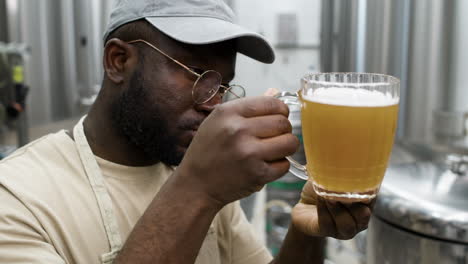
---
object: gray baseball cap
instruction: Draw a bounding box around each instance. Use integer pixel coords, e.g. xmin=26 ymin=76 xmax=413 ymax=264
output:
xmin=104 ymin=0 xmax=275 ymax=63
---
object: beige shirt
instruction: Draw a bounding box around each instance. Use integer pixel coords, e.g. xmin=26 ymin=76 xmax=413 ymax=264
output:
xmin=0 ymin=130 xmax=272 ymax=264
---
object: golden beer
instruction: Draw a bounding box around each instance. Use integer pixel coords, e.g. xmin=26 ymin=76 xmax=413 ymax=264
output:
xmin=300 ymin=89 xmax=399 ymax=194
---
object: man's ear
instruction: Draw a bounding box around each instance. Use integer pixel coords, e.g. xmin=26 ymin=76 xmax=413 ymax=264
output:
xmin=103 ymin=38 xmax=138 ymax=84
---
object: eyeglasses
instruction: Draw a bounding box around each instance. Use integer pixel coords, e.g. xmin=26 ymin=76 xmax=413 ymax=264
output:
xmin=127 ymin=39 xmax=245 ymax=104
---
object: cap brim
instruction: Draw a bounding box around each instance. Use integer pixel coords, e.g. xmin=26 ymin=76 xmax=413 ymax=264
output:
xmin=145 ymin=17 xmax=275 ymax=64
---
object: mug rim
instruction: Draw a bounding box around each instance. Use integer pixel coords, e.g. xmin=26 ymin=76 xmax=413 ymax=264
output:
xmin=301 ymin=72 xmax=400 ymax=86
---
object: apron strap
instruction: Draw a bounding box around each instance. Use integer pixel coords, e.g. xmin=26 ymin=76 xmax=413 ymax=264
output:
xmin=73 ymin=116 xmax=123 ymax=261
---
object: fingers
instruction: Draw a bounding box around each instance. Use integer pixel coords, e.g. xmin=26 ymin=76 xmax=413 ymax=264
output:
xmin=240 ymin=133 xmax=298 ymax=185
xmin=300 ymin=180 xmax=318 ymax=205
xmin=258 ymin=159 xmax=291 ymax=184
xmin=292 ymin=197 xmax=372 ymax=238
xmin=263 ymin=88 xmax=280 ymax=97
xmin=315 ymin=199 xmax=337 ymax=237
xmin=245 ymin=114 xmax=292 ymax=138
xmin=228 ymin=96 xmax=289 ymax=118
xmin=325 ymin=201 xmax=359 ymax=240
xmin=256 ymin=134 xmax=299 ymax=161
xmin=365 ymin=197 xmax=377 ymax=210
xmin=342 ymin=202 xmax=372 ymax=232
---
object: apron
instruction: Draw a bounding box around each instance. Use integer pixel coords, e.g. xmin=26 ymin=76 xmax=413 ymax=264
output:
xmin=73 ymin=116 xmax=221 ymax=264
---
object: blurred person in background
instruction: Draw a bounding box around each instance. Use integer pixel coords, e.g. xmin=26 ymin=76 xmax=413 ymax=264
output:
xmin=0 ymin=0 xmax=372 ymax=263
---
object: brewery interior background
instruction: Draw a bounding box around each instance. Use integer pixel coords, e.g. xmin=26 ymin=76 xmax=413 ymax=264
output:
xmin=0 ymin=0 xmax=467 ymax=263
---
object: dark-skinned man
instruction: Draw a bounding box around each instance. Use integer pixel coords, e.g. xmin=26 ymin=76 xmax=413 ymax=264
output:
xmin=0 ymin=0 xmax=372 ymax=263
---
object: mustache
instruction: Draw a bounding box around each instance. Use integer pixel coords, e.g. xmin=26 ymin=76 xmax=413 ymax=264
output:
xmin=178 ymin=118 xmax=204 ymax=131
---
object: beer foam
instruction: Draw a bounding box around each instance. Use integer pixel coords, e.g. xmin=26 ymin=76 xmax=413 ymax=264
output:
xmin=302 ymin=87 xmax=399 ymax=107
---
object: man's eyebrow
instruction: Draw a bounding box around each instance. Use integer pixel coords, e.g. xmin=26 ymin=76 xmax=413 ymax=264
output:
xmin=188 ymin=65 xmax=235 ymax=84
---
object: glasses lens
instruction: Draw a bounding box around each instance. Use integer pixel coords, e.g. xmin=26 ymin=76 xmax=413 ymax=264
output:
xmin=192 ymin=70 xmax=222 ymax=104
xmin=222 ymin=85 xmax=246 ymax=103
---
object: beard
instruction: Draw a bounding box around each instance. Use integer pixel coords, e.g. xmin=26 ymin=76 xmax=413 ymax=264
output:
xmin=112 ymin=69 xmax=184 ymax=166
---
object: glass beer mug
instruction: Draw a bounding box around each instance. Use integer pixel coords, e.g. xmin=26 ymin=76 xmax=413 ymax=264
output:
xmin=277 ymin=73 xmax=400 ymax=201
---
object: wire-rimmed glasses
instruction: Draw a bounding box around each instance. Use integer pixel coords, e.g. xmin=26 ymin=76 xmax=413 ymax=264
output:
xmin=126 ymin=39 xmax=245 ymax=104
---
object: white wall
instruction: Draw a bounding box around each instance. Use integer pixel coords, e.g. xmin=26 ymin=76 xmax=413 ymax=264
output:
xmin=232 ymin=0 xmax=322 ymax=97
xmin=235 ymin=0 xmax=321 ymax=46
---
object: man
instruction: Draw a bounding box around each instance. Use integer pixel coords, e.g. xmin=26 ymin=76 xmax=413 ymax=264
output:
xmin=0 ymin=0 xmax=372 ymax=263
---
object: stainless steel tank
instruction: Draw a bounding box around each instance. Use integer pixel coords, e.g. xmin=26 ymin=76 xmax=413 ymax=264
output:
xmin=368 ymin=145 xmax=468 ymax=263
xmin=3 ymin=0 xmax=116 ymax=126
xmin=320 ymin=1 xmax=468 ymax=262
xmin=0 ymin=0 xmax=8 ymax=42
xmin=321 ymin=0 xmax=467 ymax=146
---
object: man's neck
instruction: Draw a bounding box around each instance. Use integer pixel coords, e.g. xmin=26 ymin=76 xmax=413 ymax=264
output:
xmin=83 ymin=99 xmax=159 ymax=167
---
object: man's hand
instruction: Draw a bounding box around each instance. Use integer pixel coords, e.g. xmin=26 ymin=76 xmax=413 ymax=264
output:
xmin=291 ymin=181 xmax=373 ymax=240
xmin=177 ymin=96 xmax=300 ymax=208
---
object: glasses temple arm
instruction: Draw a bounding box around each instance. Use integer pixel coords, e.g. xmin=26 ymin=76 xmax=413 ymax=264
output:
xmin=127 ymin=39 xmax=201 ymax=78
xmin=224 ymin=85 xmax=243 ymax=99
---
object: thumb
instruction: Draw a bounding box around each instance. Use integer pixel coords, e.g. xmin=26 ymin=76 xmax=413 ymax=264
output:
xmin=263 ymin=88 xmax=281 ymax=97
xmin=300 ymin=180 xmax=318 ymax=205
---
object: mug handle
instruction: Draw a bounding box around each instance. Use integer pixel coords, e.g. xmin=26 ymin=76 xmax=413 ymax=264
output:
xmin=274 ymin=92 xmax=309 ymax=181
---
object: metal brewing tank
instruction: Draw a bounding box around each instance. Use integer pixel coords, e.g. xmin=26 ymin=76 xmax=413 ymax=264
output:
xmin=320 ymin=0 xmax=468 ymax=263
xmin=368 ymin=144 xmax=468 ymax=263
xmin=3 ymin=0 xmax=116 ymax=127
xmin=321 ymin=0 xmax=467 ymax=145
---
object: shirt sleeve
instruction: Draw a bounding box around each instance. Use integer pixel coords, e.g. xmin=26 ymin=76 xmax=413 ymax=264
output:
xmin=0 ymin=186 xmax=65 ymax=264
xmin=227 ymin=201 xmax=273 ymax=264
